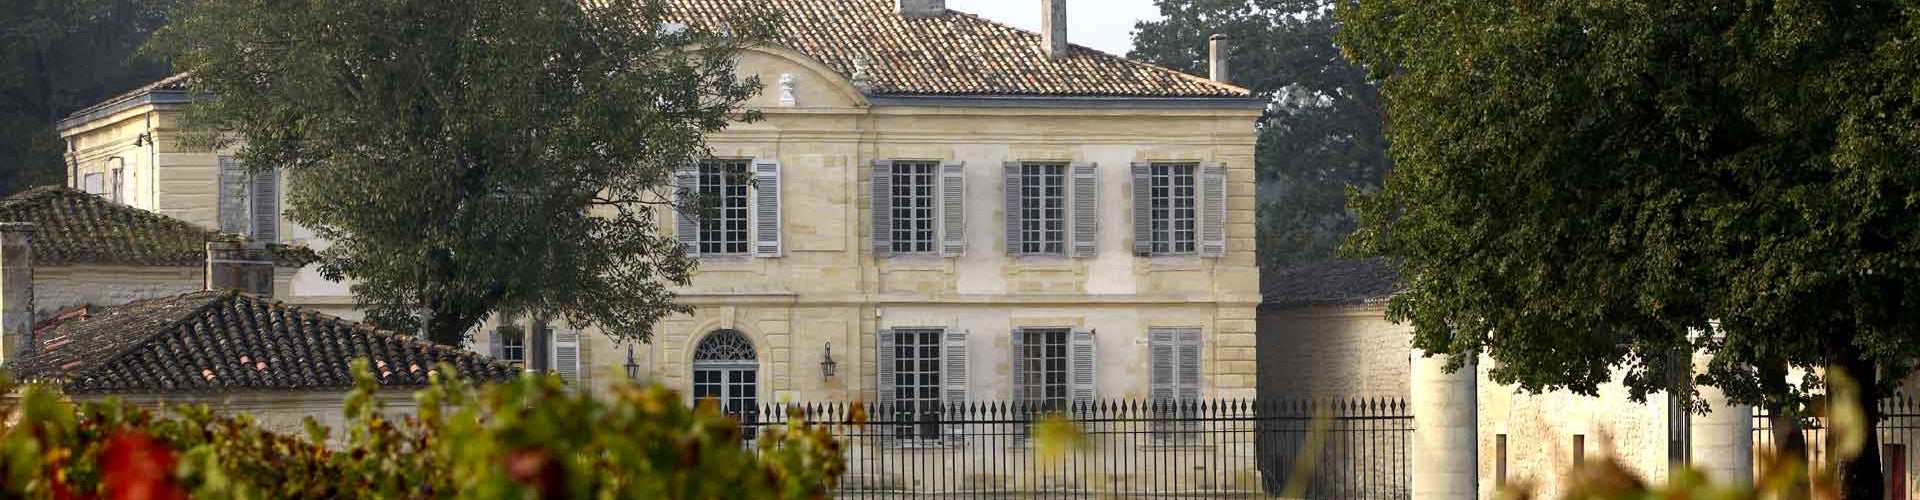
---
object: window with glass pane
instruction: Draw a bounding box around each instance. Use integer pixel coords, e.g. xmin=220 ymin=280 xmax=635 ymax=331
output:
xmin=893 ymin=329 xmax=944 ymax=440
xmin=697 ymin=160 xmax=751 ymax=254
xmin=499 ymin=329 xmax=524 ymax=364
xmin=890 ymin=161 xmax=938 ymax=253
xmin=1020 ymin=163 xmax=1067 ymax=254
xmin=1019 ymin=329 xmax=1069 ymax=411
xmin=1149 ymin=163 xmax=1198 ymax=255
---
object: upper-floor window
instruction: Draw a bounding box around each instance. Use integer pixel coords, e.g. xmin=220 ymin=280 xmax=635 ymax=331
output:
xmin=696 ymin=160 xmax=751 ymax=255
xmin=82 ymin=173 xmax=104 ymax=195
xmin=216 ymin=156 xmax=279 ymax=242
xmin=1149 ymin=163 xmax=1198 ymax=255
xmin=676 ymin=158 xmax=782 ymax=257
xmin=890 ymin=161 xmax=938 ymax=253
xmin=1002 ymin=161 xmax=1096 ymax=257
xmin=871 ymin=160 xmax=965 ymax=257
xmin=1131 ymin=162 xmax=1225 ymax=257
xmin=1018 ymin=163 xmax=1068 ymax=255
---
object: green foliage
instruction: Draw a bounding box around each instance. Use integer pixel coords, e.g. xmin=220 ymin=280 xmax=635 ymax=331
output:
xmin=0 ymin=0 xmax=178 ymax=196
xmin=0 ymin=362 xmax=844 ymax=499
xmin=147 ymin=0 xmax=778 ymax=345
xmin=1338 ymin=1 xmax=1920 ymax=497
xmin=1130 ymin=0 xmax=1390 ymax=269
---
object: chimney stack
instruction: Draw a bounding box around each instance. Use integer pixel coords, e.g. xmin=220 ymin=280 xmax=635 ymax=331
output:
xmin=206 ymin=241 xmax=276 ymax=297
xmin=1042 ymin=0 xmax=1068 ymax=59
xmin=896 ymin=0 xmax=945 ymax=17
xmin=1209 ymin=34 xmax=1231 ymax=83
xmin=1 ymin=223 xmax=33 ymax=363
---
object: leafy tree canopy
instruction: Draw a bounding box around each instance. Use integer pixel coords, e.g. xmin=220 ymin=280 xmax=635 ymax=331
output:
xmin=0 ymin=0 xmax=177 ymax=196
xmin=150 ymin=0 xmax=775 ymax=345
xmin=1339 ymin=1 xmax=1920 ymax=497
xmin=1130 ymin=0 xmax=1389 ymax=269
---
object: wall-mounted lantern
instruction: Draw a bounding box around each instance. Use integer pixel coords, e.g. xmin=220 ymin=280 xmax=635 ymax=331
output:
xmin=820 ymin=341 xmax=838 ymax=381
xmin=624 ymin=344 xmax=640 ymax=380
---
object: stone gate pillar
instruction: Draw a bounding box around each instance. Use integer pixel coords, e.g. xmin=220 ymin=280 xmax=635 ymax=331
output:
xmin=1690 ymin=348 xmax=1753 ymax=486
xmin=0 ymin=222 xmax=33 ymax=364
xmin=1412 ymin=350 xmax=1477 ymax=500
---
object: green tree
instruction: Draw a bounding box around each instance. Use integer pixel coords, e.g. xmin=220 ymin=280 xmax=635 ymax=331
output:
xmin=150 ymin=0 xmax=773 ymax=345
xmin=0 ymin=0 xmax=178 ymax=195
xmin=1338 ymin=1 xmax=1920 ymax=498
xmin=1130 ymin=0 xmax=1389 ymax=270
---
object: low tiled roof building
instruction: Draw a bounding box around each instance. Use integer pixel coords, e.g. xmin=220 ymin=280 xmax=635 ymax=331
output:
xmin=12 ymin=291 xmax=517 ymax=394
xmin=1256 ymin=258 xmax=1410 ymax=402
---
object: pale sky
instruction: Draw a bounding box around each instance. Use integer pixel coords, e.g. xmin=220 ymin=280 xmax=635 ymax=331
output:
xmin=947 ymin=0 xmax=1164 ymax=56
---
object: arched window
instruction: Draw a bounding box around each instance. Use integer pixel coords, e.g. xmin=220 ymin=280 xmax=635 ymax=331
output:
xmin=691 ymin=330 xmax=757 ymax=417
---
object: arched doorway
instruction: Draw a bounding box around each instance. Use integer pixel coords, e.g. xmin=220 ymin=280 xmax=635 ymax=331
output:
xmin=691 ymin=329 xmax=758 ymax=416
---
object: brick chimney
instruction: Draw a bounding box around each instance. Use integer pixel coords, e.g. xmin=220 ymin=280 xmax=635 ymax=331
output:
xmin=1209 ymin=34 xmax=1231 ymax=83
xmin=896 ymin=0 xmax=944 ymax=17
xmin=1 ymin=223 xmax=33 ymax=363
xmin=205 ymin=241 xmax=276 ymax=297
xmin=1042 ymin=0 xmax=1068 ymax=59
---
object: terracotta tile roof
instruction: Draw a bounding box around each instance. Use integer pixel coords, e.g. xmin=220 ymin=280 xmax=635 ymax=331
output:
xmin=0 ymin=186 xmax=316 ymax=267
xmin=9 ymin=291 xmax=520 ymax=394
xmin=661 ymin=0 xmax=1249 ymax=97
xmin=1261 ymin=258 xmax=1400 ymax=308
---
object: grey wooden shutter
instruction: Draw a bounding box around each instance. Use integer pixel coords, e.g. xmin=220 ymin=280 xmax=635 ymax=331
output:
xmin=752 ymin=159 xmax=782 ymax=257
xmin=675 ymin=166 xmax=699 ymax=255
xmin=488 ymin=329 xmax=504 ymax=359
xmin=876 ymin=328 xmax=896 ymax=414
xmin=871 ymin=159 xmax=893 ymax=256
xmin=1070 ymin=162 xmax=1098 ymax=257
xmin=552 ymin=328 xmax=581 ymax=384
xmin=1199 ymin=163 xmax=1227 ymax=257
xmin=250 ymin=167 xmax=279 ymax=242
xmin=1149 ymin=328 xmax=1175 ymax=405
xmin=1070 ymin=328 xmax=1095 ymax=408
xmin=943 ymin=328 xmax=970 ymax=443
xmin=1176 ymin=328 xmax=1203 ymax=402
xmin=1009 ymin=328 xmax=1026 ymax=402
xmin=940 ymin=162 xmax=967 ymax=256
xmin=217 ymin=157 xmax=249 ymax=235
xmin=1131 ymin=162 xmax=1153 ymax=256
xmin=1003 ymin=162 xmax=1022 ymax=256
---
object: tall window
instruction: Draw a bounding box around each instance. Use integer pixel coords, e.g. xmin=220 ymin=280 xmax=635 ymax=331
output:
xmin=692 ymin=329 xmax=758 ymax=418
xmin=1017 ymin=328 xmax=1069 ymax=411
xmin=697 ymin=160 xmax=751 ymax=254
xmin=893 ymin=328 xmax=944 ymax=440
xmin=1149 ymin=162 xmax=1198 ymax=254
xmin=109 ymin=168 xmax=124 ymax=204
xmin=890 ymin=161 xmax=938 ymax=253
xmin=1019 ymin=162 xmax=1067 ymax=254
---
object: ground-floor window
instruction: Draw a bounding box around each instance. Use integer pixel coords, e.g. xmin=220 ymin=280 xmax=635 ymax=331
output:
xmin=1016 ymin=328 xmax=1070 ymax=412
xmin=692 ymin=329 xmax=758 ymax=418
xmin=892 ymin=328 xmax=945 ymax=440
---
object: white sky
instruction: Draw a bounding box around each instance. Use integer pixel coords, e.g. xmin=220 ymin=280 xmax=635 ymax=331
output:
xmin=946 ymin=0 xmax=1163 ymax=56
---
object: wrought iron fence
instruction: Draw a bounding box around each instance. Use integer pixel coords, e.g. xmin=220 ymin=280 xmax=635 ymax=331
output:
xmin=736 ymin=398 xmax=1413 ymax=498
xmin=1754 ymin=397 xmax=1920 ymax=500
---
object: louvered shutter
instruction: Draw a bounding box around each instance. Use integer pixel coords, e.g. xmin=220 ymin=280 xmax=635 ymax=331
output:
xmin=488 ymin=329 xmax=504 ymax=359
xmin=675 ymin=166 xmax=699 ymax=255
xmin=1131 ymin=162 xmax=1153 ymax=256
xmin=752 ymin=159 xmax=782 ymax=257
xmin=1199 ymin=163 xmax=1227 ymax=257
xmin=551 ymin=329 xmax=581 ymax=385
xmin=939 ymin=162 xmax=966 ymax=256
xmin=875 ymin=328 xmax=897 ymax=420
xmin=1009 ymin=328 xmax=1026 ymax=402
xmin=943 ymin=328 xmax=970 ymax=443
xmin=1149 ymin=329 xmax=1175 ymax=406
xmin=250 ymin=167 xmax=279 ymax=242
xmin=1003 ymin=162 xmax=1022 ymax=256
xmin=1070 ymin=329 xmax=1095 ymax=410
xmin=217 ymin=157 xmax=249 ymax=234
xmin=1176 ymin=328 xmax=1203 ymax=402
xmin=1070 ymin=162 xmax=1098 ymax=257
xmin=871 ymin=160 xmax=893 ymax=256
